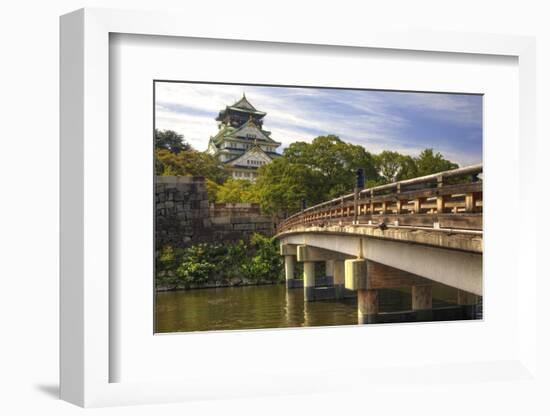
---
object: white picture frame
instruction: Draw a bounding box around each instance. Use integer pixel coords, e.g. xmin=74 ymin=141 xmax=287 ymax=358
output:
xmin=60 ymin=8 xmax=538 ymax=408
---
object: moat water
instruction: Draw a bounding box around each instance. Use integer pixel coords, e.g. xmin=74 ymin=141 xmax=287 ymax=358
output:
xmin=155 ymin=283 xmax=472 ymax=333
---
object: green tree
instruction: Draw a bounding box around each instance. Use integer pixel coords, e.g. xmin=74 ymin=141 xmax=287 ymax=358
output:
xmin=154 ymin=129 xmax=190 ymax=154
xmin=155 ymin=148 xmax=229 ymax=184
xmin=283 ymin=135 xmax=378 ymax=197
xmin=375 ymin=150 xmax=405 ymax=182
xmin=413 ymin=148 xmax=458 ymax=177
xmin=255 ymin=157 xmax=321 ymax=215
xmin=374 ymin=149 xmax=456 ymax=182
xmin=216 ymin=178 xmax=259 ymax=203
xmin=205 ymin=179 xmax=220 ymax=202
xmin=396 ymin=154 xmax=418 ymax=180
xmin=255 ymin=135 xmax=379 ymax=214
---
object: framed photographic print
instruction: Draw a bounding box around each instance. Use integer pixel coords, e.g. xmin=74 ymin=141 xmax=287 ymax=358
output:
xmin=153 ymin=80 xmax=483 ymax=334
xmin=60 ymin=8 xmax=538 ymax=408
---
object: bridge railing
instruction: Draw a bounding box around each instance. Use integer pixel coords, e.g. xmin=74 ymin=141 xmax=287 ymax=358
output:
xmin=278 ymin=164 xmax=483 ymax=233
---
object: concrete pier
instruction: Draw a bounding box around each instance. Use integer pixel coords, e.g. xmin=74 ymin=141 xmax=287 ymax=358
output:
xmin=280 ymin=243 xmax=303 ymax=289
xmin=412 ymin=285 xmax=433 ymax=321
xmin=358 ymin=289 xmax=378 ymax=324
xmin=333 ymin=260 xmax=345 ymax=299
xmin=345 ymin=258 xmax=380 ymax=323
xmin=344 ymin=258 xmax=367 ymax=290
xmin=457 ymin=289 xmax=480 ymax=319
xmin=303 ymin=261 xmax=316 ymax=302
xmin=295 ymin=244 xmax=354 ymax=301
xmin=325 ymin=259 xmax=335 ymax=280
xmin=284 ymin=255 xmax=296 ymax=289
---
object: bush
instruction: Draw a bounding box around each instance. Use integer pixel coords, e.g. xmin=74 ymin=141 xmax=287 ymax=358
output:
xmin=240 ymin=234 xmax=284 ymax=283
xmin=156 ymin=245 xmax=182 ymax=289
xmin=175 ymin=243 xmax=223 ymax=287
xmin=155 ymin=234 xmax=284 ymax=289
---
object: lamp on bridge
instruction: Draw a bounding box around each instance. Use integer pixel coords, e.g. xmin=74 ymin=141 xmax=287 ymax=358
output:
xmin=356 ymin=168 xmax=365 ymax=190
xmin=301 ymin=199 xmax=307 ymax=211
xmin=353 ymin=169 xmax=365 ymax=224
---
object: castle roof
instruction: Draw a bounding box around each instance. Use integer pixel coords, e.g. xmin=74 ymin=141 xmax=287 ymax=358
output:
xmin=230 ymin=94 xmax=263 ymax=113
xmin=224 ymin=144 xmax=274 ymax=167
xmin=211 ymin=118 xmax=280 ymax=146
xmin=217 ymin=93 xmax=267 ymax=120
xmin=231 ymin=119 xmax=275 ymax=142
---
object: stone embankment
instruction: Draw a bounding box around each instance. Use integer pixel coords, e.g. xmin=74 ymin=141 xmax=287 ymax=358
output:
xmin=155 ymin=176 xmax=274 ymax=248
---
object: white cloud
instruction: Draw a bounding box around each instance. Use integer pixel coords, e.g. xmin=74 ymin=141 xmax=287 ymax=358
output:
xmin=154 ymin=82 xmax=482 ymax=166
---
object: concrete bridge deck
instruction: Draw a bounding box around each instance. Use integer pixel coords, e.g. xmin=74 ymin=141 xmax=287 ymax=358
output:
xmin=275 ymin=165 xmax=483 ymax=324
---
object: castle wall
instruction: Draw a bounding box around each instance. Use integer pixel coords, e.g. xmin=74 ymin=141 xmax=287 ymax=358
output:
xmin=155 ymin=176 xmax=274 ymax=249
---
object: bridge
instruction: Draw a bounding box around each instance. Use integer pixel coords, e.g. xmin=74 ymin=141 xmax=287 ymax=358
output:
xmin=276 ymin=164 xmax=483 ymax=324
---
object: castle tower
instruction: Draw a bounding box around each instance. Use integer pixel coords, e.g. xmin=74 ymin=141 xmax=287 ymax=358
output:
xmin=207 ymin=94 xmax=282 ymax=181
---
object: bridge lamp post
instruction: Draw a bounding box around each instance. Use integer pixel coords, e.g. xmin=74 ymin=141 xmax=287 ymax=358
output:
xmin=356 ymin=168 xmax=365 ymax=190
xmin=354 ymin=168 xmax=365 ymax=224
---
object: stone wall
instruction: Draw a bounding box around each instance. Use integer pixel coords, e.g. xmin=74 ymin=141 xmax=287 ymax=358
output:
xmin=209 ymin=202 xmax=261 ymax=217
xmin=155 ymin=176 xmax=274 ymax=248
xmin=155 ymin=176 xmax=210 ymax=248
xmin=209 ymin=202 xmax=274 ymax=241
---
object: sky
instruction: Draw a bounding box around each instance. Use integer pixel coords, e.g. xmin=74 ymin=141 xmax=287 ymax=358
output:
xmin=154 ymin=82 xmax=483 ymax=167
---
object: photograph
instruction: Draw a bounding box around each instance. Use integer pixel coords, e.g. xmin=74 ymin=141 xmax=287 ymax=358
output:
xmin=153 ymin=81 xmax=483 ymax=333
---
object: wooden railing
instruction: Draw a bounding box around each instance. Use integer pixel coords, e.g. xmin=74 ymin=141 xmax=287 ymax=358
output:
xmin=278 ymin=164 xmax=483 ymax=233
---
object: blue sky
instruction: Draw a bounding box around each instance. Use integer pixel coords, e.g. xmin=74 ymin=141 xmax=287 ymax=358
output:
xmin=155 ymin=82 xmax=482 ymax=166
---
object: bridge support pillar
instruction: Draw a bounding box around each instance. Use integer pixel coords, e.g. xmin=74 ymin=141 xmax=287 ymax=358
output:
xmin=358 ymin=289 xmax=378 ymax=324
xmin=284 ymin=255 xmax=296 ymax=289
xmin=457 ymin=289 xmax=480 ymax=319
xmin=303 ymin=261 xmax=316 ymax=302
xmin=325 ymin=259 xmax=335 ymax=283
xmin=345 ymin=258 xmax=367 ymax=290
xmin=333 ymin=260 xmax=345 ymax=299
xmin=412 ymin=285 xmax=433 ymax=321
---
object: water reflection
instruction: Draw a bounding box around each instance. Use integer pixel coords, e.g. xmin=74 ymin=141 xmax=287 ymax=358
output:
xmin=156 ymin=284 xmax=358 ymax=333
xmin=284 ymin=287 xmax=302 ymax=326
xmin=155 ymin=283 xmax=478 ymax=333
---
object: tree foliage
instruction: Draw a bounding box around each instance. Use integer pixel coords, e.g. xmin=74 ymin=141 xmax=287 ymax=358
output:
xmin=253 ymin=138 xmax=459 ymax=215
xmin=156 ymin=235 xmax=283 ymax=289
xmin=154 ymin=129 xmax=229 ymax=185
xmin=375 ymin=150 xmax=405 ymax=182
xmin=239 ymin=234 xmax=283 ymax=282
xmin=374 ymin=148 xmax=458 ymax=182
xmin=216 ymin=178 xmax=259 ymax=203
xmin=154 ymin=129 xmax=460 ymax=216
xmin=155 ymin=129 xmax=190 ymax=154
xmin=374 ymin=151 xmax=419 ymax=182
xmin=255 ymin=135 xmax=378 ymax=214
xmin=413 ymin=148 xmax=459 ymax=177
xmin=155 ymin=148 xmax=229 ymax=184
xmin=254 ymin=157 xmax=318 ymax=215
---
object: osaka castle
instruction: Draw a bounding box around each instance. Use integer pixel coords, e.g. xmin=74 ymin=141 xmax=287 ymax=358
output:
xmin=207 ymin=94 xmax=282 ymax=180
